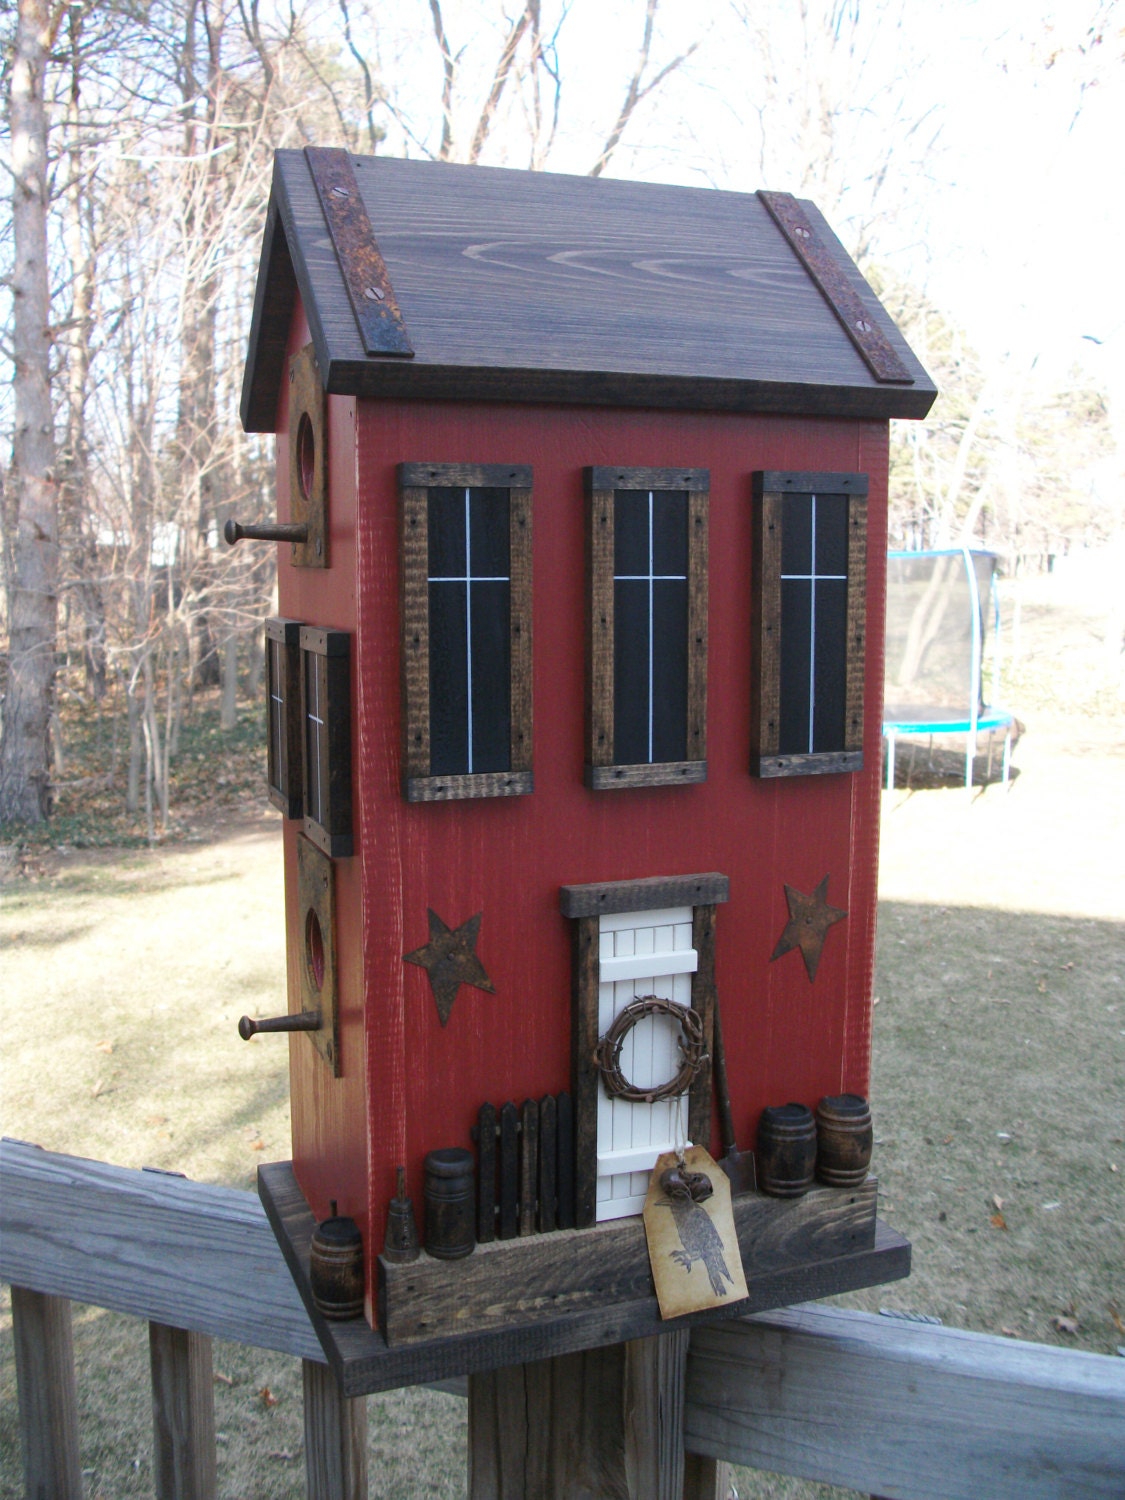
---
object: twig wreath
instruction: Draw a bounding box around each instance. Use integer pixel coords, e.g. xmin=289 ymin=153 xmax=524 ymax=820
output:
xmin=595 ymin=995 xmax=709 ymax=1103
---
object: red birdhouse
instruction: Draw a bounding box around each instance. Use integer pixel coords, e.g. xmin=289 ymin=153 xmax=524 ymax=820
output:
xmin=235 ymin=148 xmax=935 ymax=1377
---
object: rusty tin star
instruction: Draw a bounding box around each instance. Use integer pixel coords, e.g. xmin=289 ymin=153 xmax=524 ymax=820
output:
xmin=404 ymin=909 xmax=495 ymax=1026
xmin=769 ymin=876 xmax=848 ymax=982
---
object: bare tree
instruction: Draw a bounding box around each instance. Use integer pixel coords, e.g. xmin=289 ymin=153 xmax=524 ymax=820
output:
xmin=1 ymin=0 xmax=64 ymax=824
xmin=721 ymin=0 xmax=943 ymax=267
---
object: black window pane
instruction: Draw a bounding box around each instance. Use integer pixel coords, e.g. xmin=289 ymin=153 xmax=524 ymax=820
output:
xmin=469 ymin=489 xmax=510 ymax=578
xmin=814 ymin=494 xmax=849 ymax=576
xmin=779 ymin=578 xmax=811 ymax=754
xmin=614 ymin=578 xmax=650 ymax=765
xmin=614 ymin=491 xmax=649 ymax=576
xmin=428 ymin=488 xmax=466 ymax=577
xmin=268 ymin=639 xmax=283 ymax=791
xmin=470 ymin=580 xmax=511 ymax=772
xmin=306 ymin=652 xmax=325 ymax=825
xmin=781 ymin=494 xmax=812 ymax=574
xmin=429 ymin=581 xmax=469 ymax=775
xmin=652 ymin=491 xmax=688 ymax=576
xmin=812 ymin=579 xmax=847 ymax=752
xmin=652 ymin=579 xmax=688 ymax=762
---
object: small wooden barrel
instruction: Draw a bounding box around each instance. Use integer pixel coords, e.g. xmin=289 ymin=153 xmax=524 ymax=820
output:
xmin=757 ymin=1103 xmax=817 ymax=1197
xmin=424 ymin=1148 xmax=476 ymax=1259
xmin=309 ymin=1214 xmax=364 ymax=1320
xmin=815 ymin=1093 xmax=873 ymax=1187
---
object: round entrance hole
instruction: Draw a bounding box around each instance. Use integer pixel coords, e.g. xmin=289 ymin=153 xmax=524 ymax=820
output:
xmin=297 ymin=412 xmax=316 ymax=502
xmin=305 ymin=908 xmax=326 ymax=992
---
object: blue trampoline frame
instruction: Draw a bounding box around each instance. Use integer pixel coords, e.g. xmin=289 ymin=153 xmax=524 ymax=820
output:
xmin=882 ymin=546 xmax=1015 ymax=792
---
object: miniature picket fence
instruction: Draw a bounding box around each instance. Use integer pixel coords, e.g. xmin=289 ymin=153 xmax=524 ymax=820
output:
xmin=2 ymin=1139 xmax=1123 ymax=1500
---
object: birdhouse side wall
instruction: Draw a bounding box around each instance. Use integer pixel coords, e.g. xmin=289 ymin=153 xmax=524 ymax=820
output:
xmin=274 ymin=303 xmax=369 ymax=1235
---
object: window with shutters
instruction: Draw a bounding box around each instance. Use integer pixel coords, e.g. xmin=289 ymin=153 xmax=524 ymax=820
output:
xmin=399 ymin=463 xmax=532 ymax=803
xmin=585 ymin=467 xmax=708 ymax=790
xmin=751 ymin=471 xmax=868 ymax=777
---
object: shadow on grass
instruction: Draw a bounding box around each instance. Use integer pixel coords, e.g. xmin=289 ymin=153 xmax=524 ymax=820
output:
xmin=6 ymin=857 xmax=261 ymax=909
xmin=2 ymin=923 xmax=95 ymax=948
xmin=866 ymin=899 xmax=1123 ymax=1352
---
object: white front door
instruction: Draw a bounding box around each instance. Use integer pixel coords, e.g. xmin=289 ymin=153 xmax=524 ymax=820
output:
xmin=596 ymin=906 xmax=697 ymax=1221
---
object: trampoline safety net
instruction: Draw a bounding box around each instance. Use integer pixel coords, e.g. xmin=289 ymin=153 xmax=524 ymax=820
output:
xmin=883 ymin=549 xmax=998 ymax=727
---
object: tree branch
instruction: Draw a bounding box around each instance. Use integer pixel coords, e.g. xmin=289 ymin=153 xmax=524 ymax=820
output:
xmin=428 ymin=0 xmax=456 ymax=160
xmin=588 ymin=0 xmax=696 ymax=177
xmin=468 ymin=2 xmax=534 ymax=164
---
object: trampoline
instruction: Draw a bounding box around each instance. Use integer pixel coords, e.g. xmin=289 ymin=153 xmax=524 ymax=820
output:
xmin=882 ymin=547 xmax=1015 ymax=791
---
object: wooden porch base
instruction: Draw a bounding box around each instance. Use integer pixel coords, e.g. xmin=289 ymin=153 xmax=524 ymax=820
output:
xmin=258 ymin=1160 xmax=910 ymax=1397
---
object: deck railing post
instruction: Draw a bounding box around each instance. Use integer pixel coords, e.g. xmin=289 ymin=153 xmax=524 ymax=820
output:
xmin=467 ymin=1329 xmax=695 ymax=1500
xmin=11 ymin=1284 xmax=83 ymax=1499
xmin=149 ymin=1321 xmax=218 ymax=1500
xmin=302 ymin=1357 xmax=368 ymax=1500
xmin=683 ymin=1454 xmax=732 ymax=1500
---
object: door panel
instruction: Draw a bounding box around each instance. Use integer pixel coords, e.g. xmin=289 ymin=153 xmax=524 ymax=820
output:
xmin=595 ymin=906 xmax=696 ymax=1221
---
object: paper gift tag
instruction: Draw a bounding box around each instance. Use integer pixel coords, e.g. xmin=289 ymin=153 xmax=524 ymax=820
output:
xmin=643 ymin=1145 xmax=748 ymax=1320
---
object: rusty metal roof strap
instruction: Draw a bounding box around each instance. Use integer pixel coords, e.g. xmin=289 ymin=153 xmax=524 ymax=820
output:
xmin=304 ymin=146 xmax=414 ymax=359
xmin=758 ymin=190 xmax=913 ymax=386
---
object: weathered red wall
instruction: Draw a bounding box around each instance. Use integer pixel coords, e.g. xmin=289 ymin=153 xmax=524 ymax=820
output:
xmin=275 ymin=298 xmax=888 ymax=1319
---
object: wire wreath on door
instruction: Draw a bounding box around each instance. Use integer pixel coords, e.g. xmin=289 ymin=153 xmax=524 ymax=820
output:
xmin=595 ymin=995 xmax=709 ymax=1104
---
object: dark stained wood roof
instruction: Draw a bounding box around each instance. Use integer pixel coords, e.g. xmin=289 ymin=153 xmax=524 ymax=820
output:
xmin=241 ymin=151 xmax=936 ymax=433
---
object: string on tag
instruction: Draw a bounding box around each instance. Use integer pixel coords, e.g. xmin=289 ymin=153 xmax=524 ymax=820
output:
xmin=672 ymin=1091 xmax=687 ymax=1170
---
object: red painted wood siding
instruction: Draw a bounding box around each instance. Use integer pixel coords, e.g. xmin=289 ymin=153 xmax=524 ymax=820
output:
xmin=274 ymin=300 xmax=889 ymax=1311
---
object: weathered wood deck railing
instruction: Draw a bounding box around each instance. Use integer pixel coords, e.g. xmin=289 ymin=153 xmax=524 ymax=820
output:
xmin=3 ymin=1139 xmax=1123 ymax=1499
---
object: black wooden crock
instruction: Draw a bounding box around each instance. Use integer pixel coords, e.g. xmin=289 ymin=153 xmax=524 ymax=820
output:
xmin=424 ymin=1147 xmax=476 ymax=1259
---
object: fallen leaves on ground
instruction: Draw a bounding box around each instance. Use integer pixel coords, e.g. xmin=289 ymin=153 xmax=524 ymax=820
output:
xmin=213 ymin=1371 xmax=235 ymax=1386
xmin=1052 ymin=1314 xmax=1079 ymax=1335
xmin=1109 ymin=1302 xmax=1125 ymax=1337
xmin=95 ymin=1039 xmax=114 ymax=1053
xmin=258 ymin=1386 xmax=279 ymax=1408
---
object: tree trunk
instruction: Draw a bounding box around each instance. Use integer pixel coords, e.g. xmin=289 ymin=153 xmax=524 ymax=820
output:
xmin=126 ymin=676 xmax=142 ymax=814
xmin=60 ymin=7 xmax=105 ymax=705
xmin=220 ymin=629 xmax=238 ymax=730
xmin=1 ymin=0 xmax=59 ymax=825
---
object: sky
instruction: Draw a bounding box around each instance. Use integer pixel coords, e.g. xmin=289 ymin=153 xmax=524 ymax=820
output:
xmin=373 ymin=0 xmax=1124 ymax=409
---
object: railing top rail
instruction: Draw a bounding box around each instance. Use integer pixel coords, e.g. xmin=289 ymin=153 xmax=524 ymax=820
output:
xmin=0 ymin=1138 xmax=323 ymax=1362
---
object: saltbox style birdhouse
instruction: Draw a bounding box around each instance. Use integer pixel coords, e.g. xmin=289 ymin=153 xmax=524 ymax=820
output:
xmin=234 ymin=146 xmax=936 ymax=1381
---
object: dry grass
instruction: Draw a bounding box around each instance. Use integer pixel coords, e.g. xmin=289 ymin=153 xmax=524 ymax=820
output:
xmin=1 ymin=573 xmax=1122 ymax=1498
